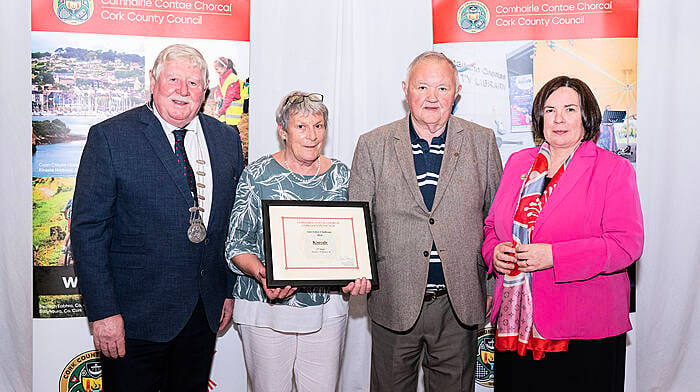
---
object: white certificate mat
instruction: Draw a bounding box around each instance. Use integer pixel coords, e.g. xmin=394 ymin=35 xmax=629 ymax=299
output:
xmin=262 ymin=200 xmax=377 ymax=288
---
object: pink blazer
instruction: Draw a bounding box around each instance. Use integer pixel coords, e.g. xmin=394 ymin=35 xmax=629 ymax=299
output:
xmin=483 ymin=141 xmax=644 ymax=340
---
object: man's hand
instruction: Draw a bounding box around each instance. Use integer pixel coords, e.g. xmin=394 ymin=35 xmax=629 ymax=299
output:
xmin=92 ymin=314 xmax=126 ymax=359
xmin=341 ymin=277 xmax=372 ymax=296
xmin=218 ymin=298 xmax=234 ymax=333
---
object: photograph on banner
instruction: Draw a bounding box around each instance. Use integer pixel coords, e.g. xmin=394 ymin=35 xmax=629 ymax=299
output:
xmin=438 ymin=38 xmax=638 ymax=165
xmin=32 ymin=177 xmax=74 ymax=267
xmin=32 ymin=176 xmax=84 ymax=318
xmin=32 ymin=32 xmax=144 ymax=177
xmin=31 ymin=33 xmax=146 ymax=320
xmin=32 ymin=32 xmax=251 ymax=172
xmin=32 ymin=117 xmax=98 ymax=178
xmin=533 ymin=38 xmax=637 ymax=163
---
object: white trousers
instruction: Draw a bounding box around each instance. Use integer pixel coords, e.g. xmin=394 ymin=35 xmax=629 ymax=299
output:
xmin=238 ymin=314 xmax=348 ymax=392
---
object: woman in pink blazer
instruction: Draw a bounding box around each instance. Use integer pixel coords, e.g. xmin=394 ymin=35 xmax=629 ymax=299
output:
xmin=482 ymin=76 xmax=643 ymax=391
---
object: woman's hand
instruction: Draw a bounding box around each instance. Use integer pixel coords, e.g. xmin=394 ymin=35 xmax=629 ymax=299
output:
xmin=514 ymin=243 xmax=553 ymax=273
xmin=232 ymin=254 xmax=297 ymax=300
xmin=341 ymin=277 xmax=372 ymax=296
xmin=256 ymin=266 xmax=297 ymax=300
xmin=493 ymin=242 xmax=517 ymax=275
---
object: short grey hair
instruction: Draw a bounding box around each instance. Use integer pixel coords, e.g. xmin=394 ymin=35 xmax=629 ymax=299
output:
xmin=406 ymin=51 xmax=460 ymax=88
xmin=275 ymin=91 xmax=329 ymax=131
xmin=151 ymin=44 xmax=209 ymax=89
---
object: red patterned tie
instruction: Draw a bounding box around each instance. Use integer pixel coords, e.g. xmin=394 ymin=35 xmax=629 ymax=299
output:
xmin=172 ymin=129 xmax=197 ymax=198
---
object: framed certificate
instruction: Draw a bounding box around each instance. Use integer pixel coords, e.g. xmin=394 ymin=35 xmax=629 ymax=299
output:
xmin=262 ymin=200 xmax=378 ymax=288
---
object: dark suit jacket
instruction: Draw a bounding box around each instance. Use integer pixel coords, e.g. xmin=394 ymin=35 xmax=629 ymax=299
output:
xmin=72 ymin=105 xmax=243 ymax=342
xmin=349 ymin=115 xmax=502 ymax=331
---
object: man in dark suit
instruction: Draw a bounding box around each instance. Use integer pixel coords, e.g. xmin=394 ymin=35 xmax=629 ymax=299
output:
xmin=72 ymin=44 xmax=244 ymax=391
xmin=349 ymin=51 xmax=502 ymax=391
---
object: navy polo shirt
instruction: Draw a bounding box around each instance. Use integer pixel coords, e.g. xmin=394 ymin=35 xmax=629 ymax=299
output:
xmin=409 ymin=117 xmax=447 ymax=288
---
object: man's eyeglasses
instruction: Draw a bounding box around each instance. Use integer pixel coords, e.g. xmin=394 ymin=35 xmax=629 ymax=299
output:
xmin=285 ymin=93 xmax=324 ymax=105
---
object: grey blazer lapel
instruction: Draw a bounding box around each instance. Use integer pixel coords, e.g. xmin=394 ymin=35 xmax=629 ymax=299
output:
xmin=138 ymin=107 xmax=194 ymax=205
xmin=432 ymin=118 xmax=464 ymax=211
xmin=392 ymin=117 xmax=429 ymax=214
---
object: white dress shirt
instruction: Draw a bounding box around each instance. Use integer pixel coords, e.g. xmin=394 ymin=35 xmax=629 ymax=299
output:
xmin=152 ymin=107 xmax=213 ymax=227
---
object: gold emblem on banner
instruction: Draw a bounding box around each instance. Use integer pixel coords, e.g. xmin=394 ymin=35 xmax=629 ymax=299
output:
xmin=457 ymin=1 xmax=490 ymax=34
xmin=53 ymin=0 xmax=94 ymax=26
xmin=475 ymin=326 xmax=495 ymax=387
xmin=59 ymin=350 xmax=102 ymax=392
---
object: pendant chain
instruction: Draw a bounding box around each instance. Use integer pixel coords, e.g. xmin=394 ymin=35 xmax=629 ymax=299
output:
xmin=284 ymin=157 xmax=321 ymax=183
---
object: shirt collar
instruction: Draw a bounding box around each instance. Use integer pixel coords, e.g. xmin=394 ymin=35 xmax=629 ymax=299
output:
xmin=409 ymin=116 xmax=448 ymax=145
xmin=152 ymin=103 xmax=202 ymax=135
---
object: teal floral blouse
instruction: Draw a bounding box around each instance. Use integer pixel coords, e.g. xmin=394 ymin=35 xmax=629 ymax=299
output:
xmin=225 ymin=155 xmax=349 ymax=307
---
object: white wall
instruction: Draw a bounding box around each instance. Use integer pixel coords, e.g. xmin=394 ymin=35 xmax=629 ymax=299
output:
xmin=635 ymin=1 xmax=700 ymax=390
xmin=249 ymin=0 xmax=433 ymax=165
xmin=0 ymin=1 xmax=32 ymax=390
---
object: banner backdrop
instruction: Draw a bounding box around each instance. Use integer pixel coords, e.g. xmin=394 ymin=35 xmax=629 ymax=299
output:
xmin=31 ymin=1 xmax=249 ymax=390
xmin=432 ymin=0 xmax=638 ymax=390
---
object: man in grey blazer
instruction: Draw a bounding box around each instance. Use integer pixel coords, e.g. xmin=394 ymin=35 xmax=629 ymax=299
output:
xmin=349 ymin=51 xmax=502 ymax=391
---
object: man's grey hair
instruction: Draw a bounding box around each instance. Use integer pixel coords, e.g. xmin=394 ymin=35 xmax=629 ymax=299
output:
xmin=275 ymin=91 xmax=329 ymax=131
xmin=406 ymin=51 xmax=460 ymax=88
xmin=151 ymin=44 xmax=209 ymax=89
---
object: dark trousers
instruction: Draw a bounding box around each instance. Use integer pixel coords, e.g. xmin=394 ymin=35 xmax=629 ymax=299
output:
xmin=495 ymin=333 xmax=627 ymax=392
xmin=370 ymin=294 xmax=478 ymax=392
xmin=101 ymin=299 xmax=217 ymax=392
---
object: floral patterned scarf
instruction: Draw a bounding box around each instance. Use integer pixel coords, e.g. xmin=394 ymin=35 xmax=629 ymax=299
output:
xmin=495 ymin=142 xmax=576 ymax=360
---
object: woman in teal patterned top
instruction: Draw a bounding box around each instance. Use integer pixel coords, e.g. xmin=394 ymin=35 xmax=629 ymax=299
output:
xmin=225 ymin=91 xmax=371 ymax=392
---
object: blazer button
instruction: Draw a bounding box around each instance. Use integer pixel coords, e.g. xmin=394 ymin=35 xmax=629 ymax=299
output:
xmin=200 ymin=269 xmax=205 ymax=277
xmin=423 ymin=250 xmax=429 ymax=257
xmin=204 ymin=238 xmax=210 ymax=245
xmin=429 ymin=218 xmax=435 ymax=224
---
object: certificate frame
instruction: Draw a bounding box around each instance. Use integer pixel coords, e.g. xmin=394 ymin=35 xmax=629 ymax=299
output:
xmin=262 ymin=200 xmax=378 ymax=288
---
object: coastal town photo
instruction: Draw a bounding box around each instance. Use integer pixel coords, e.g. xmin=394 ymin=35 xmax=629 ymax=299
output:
xmin=31 ymin=32 xmax=147 ymax=177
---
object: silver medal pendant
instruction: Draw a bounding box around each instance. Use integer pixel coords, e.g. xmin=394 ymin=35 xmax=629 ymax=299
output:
xmin=188 ymin=205 xmax=206 ymax=243
xmin=188 ymin=219 xmax=207 ymax=243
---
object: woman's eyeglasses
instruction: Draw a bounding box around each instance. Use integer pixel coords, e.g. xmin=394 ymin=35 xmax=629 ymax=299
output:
xmin=285 ymin=93 xmax=323 ymax=105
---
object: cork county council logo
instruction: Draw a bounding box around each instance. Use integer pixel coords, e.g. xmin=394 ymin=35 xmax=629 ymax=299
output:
xmin=59 ymin=350 xmax=103 ymax=392
xmin=475 ymin=326 xmax=495 ymax=387
xmin=457 ymin=1 xmax=490 ymax=33
xmin=53 ymin=0 xmax=94 ymax=25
